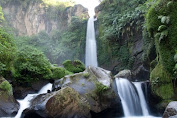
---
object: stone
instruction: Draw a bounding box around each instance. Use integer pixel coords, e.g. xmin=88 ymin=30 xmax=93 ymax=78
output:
xmin=0 ymin=76 xmax=20 ymax=117
xmin=114 ymin=69 xmax=132 ymax=80
xmin=22 ymin=66 xmax=120 ymax=117
xmin=54 ymin=66 xmax=120 ymax=113
xmin=163 ymin=101 xmax=177 ymax=118
xmin=132 ymin=65 xmax=150 ymax=81
xmin=22 ymin=87 xmax=91 ymax=118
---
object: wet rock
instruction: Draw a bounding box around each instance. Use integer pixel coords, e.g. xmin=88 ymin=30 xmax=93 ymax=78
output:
xmin=132 ymin=65 xmax=150 ymax=81
xmin=54 ymin=66 xmax=120 ymax=113
xmin=23 ymin=66 xmax=120 ymax=117
xmin=114 ymin=69 xmax=132 ymax=80
xmin=22 ymin=87 xmax=91 ymax=118
xmin=13 ymin=80 xmax=49 ymax=99
xmin=0 ymin=76 xmax=20 ymax=117
xmin=163 ymin=101 xmax=177 ymax=118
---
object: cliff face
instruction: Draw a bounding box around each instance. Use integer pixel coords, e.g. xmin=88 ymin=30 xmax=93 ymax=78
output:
xmin=2 ymin=2 xmax=88 ymax=36
xmin=95 ymin=3 xmax=150 ymax=80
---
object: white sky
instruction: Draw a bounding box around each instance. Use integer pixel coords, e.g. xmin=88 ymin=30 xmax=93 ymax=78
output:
xmin=73 ymin=0 xmax=100 ymax=16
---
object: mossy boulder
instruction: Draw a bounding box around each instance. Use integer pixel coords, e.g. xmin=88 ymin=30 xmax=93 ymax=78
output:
xmin=0 ymin=76 xmax=19 ymax=117
xmin=22 ymin=66 xmax=120 ymax=117
xmin=150 ymin=64 xmax=174 ymax=100
xmin=53 ymin=66 xmax=120 ymax=113
xmin=62 ymin=60 xmax=85 ymax=73
xmin=22 ymin=87 xmax=91 ymax=118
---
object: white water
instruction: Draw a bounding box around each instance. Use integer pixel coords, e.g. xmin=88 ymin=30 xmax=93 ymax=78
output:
xmin=85 ymin=16 xmax=98 ymax=67
xmin=134 ymin=82 xmax=149 ymax=116
xmin=116 ymin=78 xmax=142 ymax=116
xmin=15 ymin=83 xmax=52 ymax=118
xmin=116 ymin=78 xmax=161 ymax=118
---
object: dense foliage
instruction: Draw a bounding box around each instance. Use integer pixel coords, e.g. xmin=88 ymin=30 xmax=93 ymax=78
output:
xmin=96 ymin=0 xmax=146 ymax=70
xmin=13 ymin=46 xmax=52 ymax=85
xmin=0 ymin=28 xmax=16 ymax=78
xmin=146 ymin=0 xmax=177 ymax=99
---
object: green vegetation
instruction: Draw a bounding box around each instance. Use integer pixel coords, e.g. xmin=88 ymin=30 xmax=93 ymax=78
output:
xmin=62 ymin=60 xmax=85 ymax=73
xmin=96 ymin=0 xmax=146 ymax=70
xmin=95 ymin=82 xmax=108 ymax=95
xmin=0 ymin=6 xmax=4 ymax=23
xmin=0 ymin=28 xmax=16 ymax=78
xmin=146 ymin=0 xmax=177 ymax=99
xmin=96 ymin=0 xmax=176 ymax=101
xmin=150 ymin=64 xmax=174 ymax=99
xmin=0 ymin=80 xmax=12 ymax=94
xmin=0 ymin=0 xmax=87 ymax=88
xmin=83 ymin=72 xmax=90 ymax=78
xmin=14 ymin=46 xmax=52 ymax=85
xmin=51 ymin=66 xmax=73 ymax=79
xmin=15 ymin=16 xmax=87 ymax=65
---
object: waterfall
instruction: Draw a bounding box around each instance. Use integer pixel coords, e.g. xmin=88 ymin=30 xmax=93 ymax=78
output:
xmin=115 ymin=78 xmax=161 ymax=118
xmin=15 ymin=83 xmax=52 ymax=118
xmin=115 ymin=78 xmax=142 ymax=116
xmin=134 ymin=82 xmax=149 ymax=116
xmin=85 ymin=16 xmax=98 ymax=67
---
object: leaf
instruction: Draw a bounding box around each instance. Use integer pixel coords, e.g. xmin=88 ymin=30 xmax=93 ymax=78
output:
xmin=166 ymin=16 xmax=170 ymax=24
xmin=159 ymin=30 xmax=168 ymax=43
xmin=161 ymin=16 xmax=166 ymax=24
xmin=158 ymin=25 xmax=167 ymax=31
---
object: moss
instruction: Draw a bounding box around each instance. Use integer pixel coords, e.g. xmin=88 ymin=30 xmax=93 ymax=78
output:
xmin=94 ymin=82 xmax=108 ymax=95
xmin=62 ymin=60 xmax=85 ymax=73
xmin=150 ymin=63 xmax=174 ymax=99
xmin=51 ymin=67 xmax=73 ymax=79
xmin=150 ymin=58 xmax=158 ymax=72
xmin=0 ymin=80 xmax=12 ymax=94
xmin=83 ymin=72 xmax=90 ymax=78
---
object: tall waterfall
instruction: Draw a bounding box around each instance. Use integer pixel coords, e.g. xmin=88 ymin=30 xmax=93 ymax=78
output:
xmin=85 ymin=16 xmax=98 ymax=67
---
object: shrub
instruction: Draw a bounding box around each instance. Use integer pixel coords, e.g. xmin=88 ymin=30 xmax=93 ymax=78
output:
xmin=14 ymin=46 xmax=52 ymax=85
xmin=0 ymin=80 xmax=12 ymax=94
xmin=62 ymin=60 xmax=85 ymax=73
xmin=51 ymin=67 xmax=73 ymax=79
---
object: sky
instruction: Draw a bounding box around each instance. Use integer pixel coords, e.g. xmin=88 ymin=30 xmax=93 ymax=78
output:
xmin=73 ymin=0 xmax=100 ymax=16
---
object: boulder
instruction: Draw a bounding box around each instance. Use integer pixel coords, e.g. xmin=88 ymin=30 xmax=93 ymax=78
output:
xmin=114 ymin=69 xmax=132 ymax=80
xmin=54 ymin=66 xmax=120 ymax=113
xmin=22 ymin=87 xmax=91 ymax=118
xmin=132 ymin=65 xmax=150 ymax=81
xmin=23 ymin=66 xmax=120 ymax=117
xmin=163 ymin=101 xmax=177 ymax=118
xmin=0 ymin=76 xmax=20 ymax=117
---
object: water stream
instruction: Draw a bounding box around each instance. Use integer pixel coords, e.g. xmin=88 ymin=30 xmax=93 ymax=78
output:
xmin=85 ymin=16 xmax=98 ymax=67
xmin=116 ymin=78 xmax=161 ymax=118
xmin=15 ymin=83 xmax=52 ymax=118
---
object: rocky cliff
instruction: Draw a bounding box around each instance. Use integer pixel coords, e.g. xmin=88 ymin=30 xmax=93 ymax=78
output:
xmin=94 ymin=1 xmax=151 ymax=81
xmin=1 ymin=1 xmax=89 ymax=36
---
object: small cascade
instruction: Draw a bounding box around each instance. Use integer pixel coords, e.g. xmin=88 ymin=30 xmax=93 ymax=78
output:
xmin=134 ymin=82 xmax=149 ymax=116
xmin=115 ymin=78 xmax=142 ymax=116
xmin=85 ymin=16 xmax=98 ymax=67
xmin=15 ymin=83 xmax=52 ymax=118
